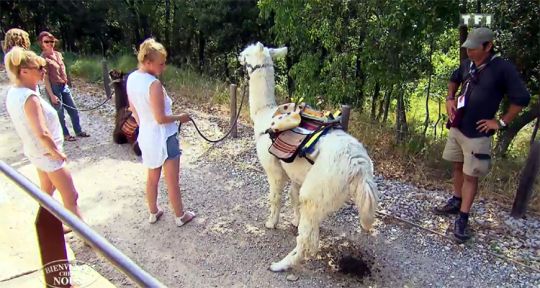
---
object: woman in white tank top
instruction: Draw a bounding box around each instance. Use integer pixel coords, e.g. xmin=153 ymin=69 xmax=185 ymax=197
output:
xmin=4 ymin=47 xmax=83 ymax=222
xmin=126 ymin=38 xmax=195 ymax=226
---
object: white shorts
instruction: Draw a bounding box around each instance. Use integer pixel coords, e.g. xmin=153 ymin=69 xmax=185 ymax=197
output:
xmin=28 ymin=155 xmax=65 ymax=172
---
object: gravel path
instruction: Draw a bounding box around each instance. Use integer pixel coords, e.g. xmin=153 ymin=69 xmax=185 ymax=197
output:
xmin=1 ymin=74 xmax=539 ymax=287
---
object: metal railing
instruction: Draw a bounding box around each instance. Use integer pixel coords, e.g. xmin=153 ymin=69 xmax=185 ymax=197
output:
xmin=0 ymin=160 xmax=166 ymax=287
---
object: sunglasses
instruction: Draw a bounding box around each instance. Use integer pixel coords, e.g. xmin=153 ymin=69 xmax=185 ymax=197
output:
xmin=23 ymin=65 xmax=46 ymax=72
xmin=43 ymin=40 xmax=55 ymax=44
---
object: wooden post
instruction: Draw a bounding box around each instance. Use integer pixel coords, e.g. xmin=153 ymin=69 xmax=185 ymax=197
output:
xmin=511 ymin=141 xmax=540 ymax=218
xmin=102 ymin=59 xmax=112 ymax=99
xmin=36 ymin=207 xmax=70 ymax=287
xmin=230 ymin=84 xmax=238 ymax=138
xmin=341 ymin=104 xmax=351 ymax=132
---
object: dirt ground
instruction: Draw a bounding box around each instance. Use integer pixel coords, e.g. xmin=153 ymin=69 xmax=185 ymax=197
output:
xmin=1 ymin=74 xmax=539 ymax=287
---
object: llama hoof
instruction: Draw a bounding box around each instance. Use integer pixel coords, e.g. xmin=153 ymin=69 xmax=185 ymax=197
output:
xmin=265 ymin=220 xmax=277 ymax=229
xmin=270 ymin=261 xmax=289 ymax=272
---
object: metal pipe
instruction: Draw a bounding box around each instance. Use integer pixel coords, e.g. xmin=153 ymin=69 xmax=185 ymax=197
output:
xmin=0 ymin=161 xmax=166 ymax=288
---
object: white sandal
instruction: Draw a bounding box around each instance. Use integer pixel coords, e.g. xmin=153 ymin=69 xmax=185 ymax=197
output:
xmin=175 ymin=211 xmax=196 ymax=227
xmin=148 ymin=209 xmax=163 ymax=224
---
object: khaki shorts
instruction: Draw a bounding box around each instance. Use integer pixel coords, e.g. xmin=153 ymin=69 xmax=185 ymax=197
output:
xmin=442 ymin=128 xmax=492 ymax=177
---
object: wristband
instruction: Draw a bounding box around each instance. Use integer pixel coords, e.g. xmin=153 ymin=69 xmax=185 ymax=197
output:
xmin=498 ymin=119 xmax=507 ymax=130
xmin=446 ymin=95 xmax=455 ymax=101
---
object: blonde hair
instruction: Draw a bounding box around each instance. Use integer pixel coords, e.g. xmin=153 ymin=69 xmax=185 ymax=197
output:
xmin=4 ymin=47 xmax=46 ymax=84
xmin=137 ymin=38 xmax=167 ymax=64
xmin=2 ymin=28 xmax=31 ymax=53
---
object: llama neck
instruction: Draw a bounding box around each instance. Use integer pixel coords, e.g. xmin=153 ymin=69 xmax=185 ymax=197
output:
xmin=248 ymin=70 xmax=277 ymax=124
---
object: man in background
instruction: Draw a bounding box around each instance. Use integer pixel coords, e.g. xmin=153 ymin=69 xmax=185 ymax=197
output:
xmin=435 ymin=27 xmax=530 ymax=242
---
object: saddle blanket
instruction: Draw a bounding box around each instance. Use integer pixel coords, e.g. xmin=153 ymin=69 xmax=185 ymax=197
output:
xmin=267 ymin=103 xmax=342 ymax=163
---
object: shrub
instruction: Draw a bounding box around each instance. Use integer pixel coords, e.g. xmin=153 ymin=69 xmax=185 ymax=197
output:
xmin=69 ymin=57 xmax=102 ymax=83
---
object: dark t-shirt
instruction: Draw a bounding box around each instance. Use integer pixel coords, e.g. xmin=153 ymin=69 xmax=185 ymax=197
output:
xmin=450 ymin=56 xmax=530 ymax=138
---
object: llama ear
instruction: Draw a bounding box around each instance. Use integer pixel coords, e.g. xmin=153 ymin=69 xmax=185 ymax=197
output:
xmin=269 ymin=47 xmax=288 ymax=59
xmin=256 ymin=42 xmax=264 ymax=52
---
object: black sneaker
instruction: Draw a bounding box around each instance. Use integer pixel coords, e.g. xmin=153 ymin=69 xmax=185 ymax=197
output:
xmin=453 ymin=217 xmax=471 ymax=242
xmin=433 ymin=197 xmax=461 ymax=215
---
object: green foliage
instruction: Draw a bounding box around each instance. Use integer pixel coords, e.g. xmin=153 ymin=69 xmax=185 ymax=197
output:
xmin=2 ymin=0 xmax=537 ymax=157
xmin=69 ymin=57 xmax=103 ymax=83
xmin=259 ymin=0 xmax=458 ymax=108
xmin=113 ymin=55 xmax=138 ymax=73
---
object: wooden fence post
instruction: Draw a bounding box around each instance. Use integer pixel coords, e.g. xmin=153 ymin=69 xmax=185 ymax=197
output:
xmin=341 ymin=104 xmax=351 ymax=132
xmin=102 ymin=59 xmax=112 ymax=99
xmin=36 ymin=207 xmax=70 ymax=287
xmin=230 ymin=84 xmax=238 ymax=138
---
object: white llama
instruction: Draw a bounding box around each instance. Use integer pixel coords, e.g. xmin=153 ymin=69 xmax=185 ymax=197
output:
xmin=238 ymin=42 xmax=379 ymax=272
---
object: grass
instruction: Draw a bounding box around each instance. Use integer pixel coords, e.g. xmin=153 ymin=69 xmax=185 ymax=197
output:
xmin=69 ymin=57 xmax=103 ymax=82
xmin=70 ymin=54 xmax=539 ymax=212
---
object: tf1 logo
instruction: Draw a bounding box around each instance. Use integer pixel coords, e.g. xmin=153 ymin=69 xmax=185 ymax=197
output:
xmin=460 ymin=14 xmax=493 ymax=27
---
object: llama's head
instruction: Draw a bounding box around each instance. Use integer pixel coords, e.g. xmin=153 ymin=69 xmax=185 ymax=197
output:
xmin=109 ymin=69 xmax=126 ymax=81
xmin=238 ymin=42 xmax=287 ymax=75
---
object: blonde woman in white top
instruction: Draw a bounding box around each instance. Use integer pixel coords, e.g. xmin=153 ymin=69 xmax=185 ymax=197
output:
xmin=127 ymin=38 xmax=195 ymax=226
xmin=4 ymin=47 xmax=83 ymax=221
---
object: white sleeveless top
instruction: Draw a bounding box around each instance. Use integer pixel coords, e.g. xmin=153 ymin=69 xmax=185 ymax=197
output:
xmin=126 ymin=70 xmax=178 ymax=168
xmin=5 ymin=87 xmax=64 ymax=170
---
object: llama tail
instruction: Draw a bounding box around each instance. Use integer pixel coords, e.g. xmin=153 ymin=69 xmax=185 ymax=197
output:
xmin=353 ymin=171 xmax=379 ymax=231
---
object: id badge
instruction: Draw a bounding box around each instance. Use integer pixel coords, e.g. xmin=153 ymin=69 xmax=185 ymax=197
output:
xmin=457 ymin=95 xmax=465 ymax=109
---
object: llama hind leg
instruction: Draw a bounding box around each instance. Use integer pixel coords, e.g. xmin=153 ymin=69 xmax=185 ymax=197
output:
xmin=289 ymin=182 xmax=300 ymax=227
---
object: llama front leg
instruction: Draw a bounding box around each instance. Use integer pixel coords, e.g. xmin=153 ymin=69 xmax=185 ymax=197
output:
xmin=265 ymin=172 xmax=287 ymax=228
xmin=270 ymin=170 xmax=347 ymax=272
xmin=289 ymin=183 xmax=300 ymax=227
xmin=257 ymin=146 xmax=288 ymax=228
xmin=270 ymin=207 xmax=322 ymax=271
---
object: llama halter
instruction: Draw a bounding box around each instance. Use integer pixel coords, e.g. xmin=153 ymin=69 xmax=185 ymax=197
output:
xmin=241 ymin=55 xmax=272 ymax=76
xmin=245 ymin=63 xmax=272 ymax=75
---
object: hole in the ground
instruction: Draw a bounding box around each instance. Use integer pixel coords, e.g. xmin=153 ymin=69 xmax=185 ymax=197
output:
xmin=338 ymin=255 xmax=371 ymax=279
xmin=316 ymin=233 xmax=375 ymax=281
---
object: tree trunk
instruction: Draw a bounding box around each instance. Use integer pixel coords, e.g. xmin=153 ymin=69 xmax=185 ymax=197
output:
xmin=434 ymin=98 xmax=442 ymax=139
xmin=140 ymin=13 xmax=151 ymax=38
xmin=170 ymin=1 xmax=179 ymax=63
xmin=354 ymin=56 xmax=365 ymax=109
xmin=32 ymin=1 xmax=46 ymax=37
xmin=371 ymin=81 xmax=380 ymax=122
xmin=459 ymin=0 xmax=468 ymax=61
xmin=198 ymin=31 xmax=205 ymax=73
xmin=286 ymin=51 xmax=295 ymax=99
xmin=495 ymin=107 xmax=540 ymax=156
xmin=125 ymin=0 xmax=142 ymax=44
xmin=165 ymin=0 xmax=171 ymax=48
xmin=377 ymin=85 xmax=391 ymax=121
xmin=423 ymin=38 xmax=434 ymax=137
xmin=382 ymin=85 xmax=393 ymax=123
xmin=99 ymin=37 xmax=107 ymax=56
xmin=224 ymin=58 xmax=229 ymax=81
xmin=396 ymin=89 xmax=408 ymax=143
xmin=354 ymin=30 xmax=366 ymax=109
